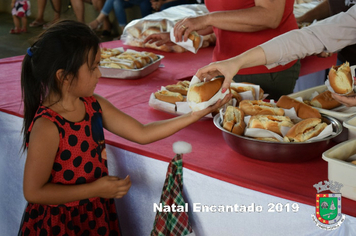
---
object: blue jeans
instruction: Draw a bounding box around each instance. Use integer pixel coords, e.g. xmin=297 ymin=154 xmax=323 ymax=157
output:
xmin=101 ymin=0 xmax=152 ymax=26
xmin=160 ymin=0 xmax=193 ymax=10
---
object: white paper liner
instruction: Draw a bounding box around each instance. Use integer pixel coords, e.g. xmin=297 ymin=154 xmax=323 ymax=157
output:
xmin=148 ymin=89 xmax=213 ymax=118
xmin=169 ymin=30 xmax=203 ymax=54
xmin=230 ymin=83 xmax=261 ymax=100
xmin=187 ymin=76 xmax=230 ymax=111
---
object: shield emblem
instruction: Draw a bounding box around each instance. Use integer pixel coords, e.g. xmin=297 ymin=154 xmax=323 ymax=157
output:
xmin=315 ymin=193 xmax=342 ymax=225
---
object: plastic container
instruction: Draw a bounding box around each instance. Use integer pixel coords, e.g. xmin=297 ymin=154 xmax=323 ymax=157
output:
xmin=322 ymin=139 xmax=356 ymax=201
xmin=343 ymin=115 xmax=356 ymax=140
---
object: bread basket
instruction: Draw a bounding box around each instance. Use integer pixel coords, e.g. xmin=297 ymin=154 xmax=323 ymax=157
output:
xmin=213 ymin=114 xmax=342 ymax=163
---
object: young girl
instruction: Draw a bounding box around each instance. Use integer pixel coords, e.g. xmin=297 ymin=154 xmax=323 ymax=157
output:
xmin=18 ymin=20 xmax=229 ymax=235
xmin=10 ymin=0 xmax=31 ymax=34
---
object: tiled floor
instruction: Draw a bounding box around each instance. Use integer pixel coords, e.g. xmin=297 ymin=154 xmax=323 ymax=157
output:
xmin=0 ymin=12 xmax=117 ymax=59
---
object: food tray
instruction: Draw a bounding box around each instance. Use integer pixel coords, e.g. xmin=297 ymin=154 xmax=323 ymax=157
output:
xmin=322 ymin=139 xmax=356 ymax=201
xmin=99 ymin=55 xmax=164 ymax=79
xmin=213 ymin=114 xmax=342 ymax=163
xmin=289 ymin=85 xmax=356 ymax=122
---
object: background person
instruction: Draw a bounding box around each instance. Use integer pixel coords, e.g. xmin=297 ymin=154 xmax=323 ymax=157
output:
xmin=10 ymin=0 xmax=31 ymax=34
xmin=296 ymin=0 xmax=356 ymax=65
xmin=194 ymin=5 xmax=356 ymax=105
xmin=145 ymin=0 xmax=300 ymax=100
xmin=29 ymin=0 xmax=61 ymax=29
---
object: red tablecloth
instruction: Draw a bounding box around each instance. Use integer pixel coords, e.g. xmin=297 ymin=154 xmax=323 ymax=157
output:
xmin=1 ymin=41 xmax=353 ymax=217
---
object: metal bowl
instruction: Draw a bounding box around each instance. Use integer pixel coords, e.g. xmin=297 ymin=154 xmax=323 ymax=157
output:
xmin=213 ymin=114 xmax=343 ymax=163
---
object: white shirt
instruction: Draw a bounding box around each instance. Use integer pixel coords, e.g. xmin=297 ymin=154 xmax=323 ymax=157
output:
xmin=261 ymin=5 xmax=356 ymax=69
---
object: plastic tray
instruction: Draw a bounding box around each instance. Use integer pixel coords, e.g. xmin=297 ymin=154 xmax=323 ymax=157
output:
xmin=322 ymin=139 xmax=356 ymax=201
xmin=99 ymin=55 xmax=164 ymax=79
xmin=288 ymin=85 xmax=356 ymax=122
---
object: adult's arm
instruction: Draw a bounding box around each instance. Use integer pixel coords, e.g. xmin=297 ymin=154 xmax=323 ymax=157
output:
xmin=261 ymin=5 xmax=356 ymax=69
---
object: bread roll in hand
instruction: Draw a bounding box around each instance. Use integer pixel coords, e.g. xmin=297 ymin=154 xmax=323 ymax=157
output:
xmin=187 ymin=77 xmax=224 ymax=103
xmin=223 ymin=106 xmax=245 ymax=135
xmin=328 ymin=62 xmax=353 ymax=95
xmin=310 ymin=90 xmax=342 ymax=110
xmin=284 ymin=118 xmax=327 ymax=142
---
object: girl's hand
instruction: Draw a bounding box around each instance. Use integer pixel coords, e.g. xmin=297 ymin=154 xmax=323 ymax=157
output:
xmin=92 ymin=175 xmax=131 ymax=199
xmin=332 ymin=93 xmax=356 ymax=107
xmin=143 ymin=32 xmax=175 ymax=46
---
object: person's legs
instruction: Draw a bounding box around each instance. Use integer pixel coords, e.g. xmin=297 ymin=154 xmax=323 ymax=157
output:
xmin=113 ymin=0 xmax=129 ymax=28
xmin=92 ymin=0 xmax=111 ymax=32
xmin=29 ymin=0 xmax=46 ymax=26
xmin=52 ymin=0 xmax=62 ymax=21
xmin=138 ymin=0 xmax=152 ymax=17
xmin=71 ymin=0 xmax=85 ymax=22
xmin=160 ymin=0 xmax=188 ymax=11
xmin=21 ymin=16 xmax=28 ymax=32
xmin=12 ymin=15 xmax=21 ymax=31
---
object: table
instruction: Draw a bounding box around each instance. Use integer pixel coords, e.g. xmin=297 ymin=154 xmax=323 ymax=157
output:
xmin=1 ymin=41 xmax=354 ymax=236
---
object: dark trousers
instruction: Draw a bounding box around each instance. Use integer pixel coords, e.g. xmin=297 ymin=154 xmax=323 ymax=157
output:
xmin=232 ymin=60 xmax=301 ymax=100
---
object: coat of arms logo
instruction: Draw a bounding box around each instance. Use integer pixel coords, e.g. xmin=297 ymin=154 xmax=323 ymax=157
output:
xmin=311 ymin=180 xmax=345 ymax=230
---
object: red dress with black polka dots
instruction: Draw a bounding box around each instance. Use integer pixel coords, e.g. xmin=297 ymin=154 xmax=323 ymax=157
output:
xmin=18 ymin=96 xmax=121 ymax=236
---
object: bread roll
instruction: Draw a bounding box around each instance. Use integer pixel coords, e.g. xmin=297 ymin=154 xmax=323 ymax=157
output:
xmin=154 ymin=90 xmax=184 ymax=104
xmin=230 ymin=85 xmax=256 ymax=99
xmin=223 ymin=106 xmax=245 ymax=135
xmin=284 ymin=118 xmax=327 ymax=142
xmin=126 ymin=26 xmax=141 ymax=38
xmin=187 ymin=77 xmax=224 ymax=103
xmin=239 ymin=100 xmax=284 ymax=116
xmin=328 ymin=62 xmax=353 ymax=94
xmin=248 ymin=115 xmax=294 ymax=136
xmin=240 ymin=82 xmax=264 ymax=99
xmin=230 ymin=89 xmax=243 ymax=105
xmin=165 ymin=84 xmax=188 ymax=96
xmin=276 ymin=95 xmax=321 ymax=119
xmin=188 ymin=31 xmax=202 ymax=50
xmin=310 ymin=90 xmax=342 ymax=110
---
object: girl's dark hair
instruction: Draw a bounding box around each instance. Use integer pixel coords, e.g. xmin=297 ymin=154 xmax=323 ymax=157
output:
xmin=21 ymin=20 xmax=100 ymax=150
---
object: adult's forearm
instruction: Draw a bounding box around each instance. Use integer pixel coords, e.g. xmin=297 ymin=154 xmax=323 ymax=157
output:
xmin=261 ymin=7 xmax=356 ymax=69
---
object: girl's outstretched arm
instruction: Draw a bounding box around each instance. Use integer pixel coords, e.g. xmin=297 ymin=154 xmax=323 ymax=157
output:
xmin=23 ymin=118 xmax=131 ymax=205
xmin=96 ymin=93 xmax=231 ymax=144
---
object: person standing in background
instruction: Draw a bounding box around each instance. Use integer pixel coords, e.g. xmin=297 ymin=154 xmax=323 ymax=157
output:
xmin=296 ymin=0 xmax=356 ymax=65
xmin=71 ymin=0 xmax=112 ymax=37
xmin=10 ymin=0 xmax=31 ymax=34
xmin=87 ymin=0 xmax=152 ymax=37
xmin=145 ymin=0 xmax=300 ymax=100
xmin=29 ymin=0 xmax=61 ymax=29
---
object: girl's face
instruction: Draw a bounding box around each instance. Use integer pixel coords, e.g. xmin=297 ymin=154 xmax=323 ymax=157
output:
xmin=70 ymin=49 xmax=101 ymax=97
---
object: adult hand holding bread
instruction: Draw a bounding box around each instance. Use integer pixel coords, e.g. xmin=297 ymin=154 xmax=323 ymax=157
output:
xmin=187 ymin=77 xmax=231 ymax=111
xmin=195 ymin=46 xmax=267 ymax=93
xmin=328 ymin=62 xmax=354 ymax=95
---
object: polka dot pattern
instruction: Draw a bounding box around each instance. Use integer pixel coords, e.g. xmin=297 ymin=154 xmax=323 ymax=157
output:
xmin=19 ymin=97 xmax=120 ymax=235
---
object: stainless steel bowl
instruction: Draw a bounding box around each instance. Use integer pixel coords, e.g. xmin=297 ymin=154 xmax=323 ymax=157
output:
xmin=213 ymin=114 xmax=343 ymax=163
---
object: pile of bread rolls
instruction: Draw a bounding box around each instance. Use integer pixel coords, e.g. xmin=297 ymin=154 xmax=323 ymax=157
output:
xmin=222 ymin=95 xmax=329 ymax=143
xmin=100 ymin=48 xmax=159 ymax=70
xmin=153 ymin=78 xmax=246 ymax=112
xmin=124 ymin=19 xmax=216 ymax=53
xmin=154 ymin=80 xmax=190 ymax=104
